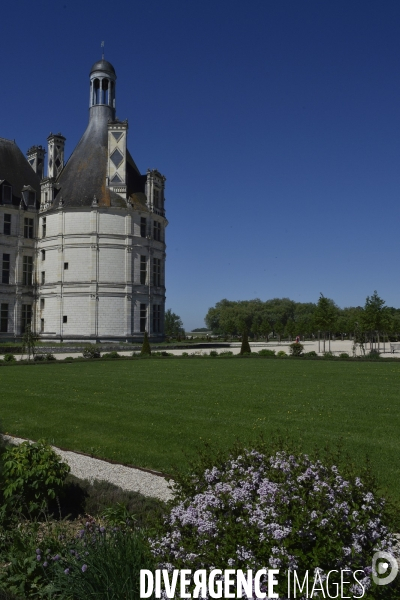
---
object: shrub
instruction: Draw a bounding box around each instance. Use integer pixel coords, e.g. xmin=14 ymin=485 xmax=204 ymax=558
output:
xmin=3 ymin=354 xmax=16 ymax=363
xmin=140 ymin=331 xmax=151 ymax=356
xmin=339 ymin=352 xmax=350 ymax=358
xmin=152 ymin=448 xmax=399 ymax=599
xmin=276 ymin=350 xmax=287 ymax=357
xmin=33 ymin=354 xmax=45 ymax=361
xmin=64 ymin=356 xmax=74 ymax=361
xmin=257 ymin=349 xmax=276 ymax=356
xmin=239 ymin=330 xmax=251 ymax=355
xmin=304 ymin=350 xmax=318 ymax=357
xmin=209 ymin=350 xmax=218 ymax=357
xmin=102 ymin=351 xmax=121 ymax=359
xmin=218 ymin=350 xmax=233 ymax=357
xmin=181 ymin=352 xmax=189 ymax=357
xmin=1 ymin=440 xmax=70 ymax=515
xmin=289 ymin=342 xmax=304 ymax=356
xmin=82 ymin=344 xmax=100 ymax=359
xmin=323 ymin=351 xmax=335 ymax=358
xmin=45 ymin=353 xmax=56 ymax=361
xmin=365 ymin=350 xmax=381 ymax=359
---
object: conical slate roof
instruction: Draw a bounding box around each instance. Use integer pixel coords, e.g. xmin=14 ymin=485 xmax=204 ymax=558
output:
xmin=0 ymin=137 xmax=41 ymax=206
xmin=54 ymin=107 xmax=146 ymax=208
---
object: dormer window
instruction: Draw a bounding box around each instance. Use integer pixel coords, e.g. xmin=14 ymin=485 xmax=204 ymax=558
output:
xmin=3 ymin=185 xmax=12 ymax=204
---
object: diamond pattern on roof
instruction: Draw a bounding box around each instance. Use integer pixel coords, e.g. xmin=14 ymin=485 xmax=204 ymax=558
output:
xmin=110 ymin=148 xmax=123 ymax=168
xmin=111 ymin=173 xmax=122 ymax=183
xmin=112 ymin=131 xmax=123 ymax=142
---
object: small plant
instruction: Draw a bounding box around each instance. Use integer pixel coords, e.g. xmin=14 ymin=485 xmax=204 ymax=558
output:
xmin=339 ymin=352 xmax=350 ymax=358
xmin=323 ymin=351 xmax=335 ymax=358
xmin=64 ymin=356 xmax=74 ymax=361
xmin=140 ymin=331 xmax=151 ymax=356
xmin=289 ymin=342 xmax=304 ymax=356
xmin=181 ymin=352 xmax=189 ymax=357
xmin=33 ymin=354 xmax=45 ymax=361
xmin=1 ymin=440 xmax=70 ymax=516
xmin=209 ymin=350 xmax=218 ymax=357
xmin=304 ymin=350 xmax=318 ymax=357
xmin=276 ymin=350 xmax=287 ymax=357
xmin=3 ymin=353 xmax=16 ymax=362
xmin=102 ymin=351 xmax=121 ymax=359
xmin=45 ymin=353 xmax=56 ymax=361
xmin=218 ymin=350 xmax=233 ymax=357
xmin=82 ymin=344 xmax=101 ymax=359
xmin=257 ymin=349 xmax=275 ymax=356
xmin=101 ymin=502 xmax=136 ymax=527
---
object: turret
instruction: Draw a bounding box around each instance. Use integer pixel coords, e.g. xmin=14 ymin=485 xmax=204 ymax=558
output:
xmin=47 ymin=133 xmax=65 ymax=179
xmin=89 ymin=60 xmax=116 ymax=122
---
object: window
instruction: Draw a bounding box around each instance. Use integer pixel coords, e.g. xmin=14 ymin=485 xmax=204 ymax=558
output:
xmin=41 ymin=271 xmax=45 ymax=285
xmin=153 ymin=305 xmax=161 ymax=333
xmin=3 ymin=185 xmax=12 ymax=203
xmin=24 ymin=218 xmax=34 ymax=239
xmin=140 ymin=303 xmax=147 ymax=333
xmin=0 ymin=304 xmax=8 ymax=333
xmin=140 ymin=256 xmax=147 ymax=285
xmin=21 ymin=305 xmax=32 ymax=333
xmin=63 ymin=316 xmax=67 ymax=323
xmin=3 ymin=214 xmax=11 ymax=235
xmin=153 ymin=188 xmax=160 ymax=207
xmin=40 ymin=318 xmax=44 ymax=332
xmin=140 ymin=217 xmax=147 ymax=238
xmin=42 ymin=217 xmax=46 ymax=238
xmin=41 ymin=250 xmax=45 ymax=261
xmin=40 ymin=298 xmax=45 ymax=310
xmin=64 ymin=262 xmax=68 ymax=270
xmin=153 ymin=221 xmax=161 ymax=242
xmin=153 ymin=257 xmax=161 ymax=287
xmin=2 ymin=254 xmax=10 ymax=284
xmin=22 ymin=256 xmax=33 ymax=285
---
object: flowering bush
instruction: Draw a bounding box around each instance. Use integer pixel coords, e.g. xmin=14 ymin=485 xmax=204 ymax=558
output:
xmin=151 ymin=449 xmax=399 ymax=599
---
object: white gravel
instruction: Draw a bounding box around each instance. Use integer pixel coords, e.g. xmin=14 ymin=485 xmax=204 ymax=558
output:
xmin=3 ymin=435 xmax=174 ymax=503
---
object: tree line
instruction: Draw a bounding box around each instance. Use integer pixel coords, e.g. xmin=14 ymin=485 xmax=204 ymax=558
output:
xmin=204 ymin=292 xmax=400 ymax=346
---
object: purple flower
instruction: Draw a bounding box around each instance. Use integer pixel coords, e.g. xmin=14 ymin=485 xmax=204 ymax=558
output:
xmin=36 ymin=548 xmax=41 ymax=554
xmin=36 ymin=555 xmax=41 ymax=561
xmin=64 ymin=568 xmax=70 ymax=575
xmin=53 ymin=554 xmax=60 ymax=561
xmin=82 ymin=564 xmax=88 ymax=572
xmin=100 ymin=526 xmax=105 ymax=533
xmin=43 ymin=561 xmax=48 ymax=567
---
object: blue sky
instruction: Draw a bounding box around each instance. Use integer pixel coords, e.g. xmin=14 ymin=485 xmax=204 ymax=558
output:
xmin=2 ymin=0 xmax=400 ymax=330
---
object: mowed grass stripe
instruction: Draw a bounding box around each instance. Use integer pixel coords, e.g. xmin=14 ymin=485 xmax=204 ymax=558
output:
xmin=1 ymin=359 xmax=399 ymax=499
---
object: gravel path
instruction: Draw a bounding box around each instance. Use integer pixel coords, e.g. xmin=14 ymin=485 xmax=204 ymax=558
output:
xmin=3 ymin=435 xmax=174 ymax=503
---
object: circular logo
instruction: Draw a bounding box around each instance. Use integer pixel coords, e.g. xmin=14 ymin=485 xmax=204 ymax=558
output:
xmin=372 ymin=551 xmax=398 ymax=586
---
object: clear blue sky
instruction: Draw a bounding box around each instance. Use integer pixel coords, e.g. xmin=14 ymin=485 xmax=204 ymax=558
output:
xmin=3 ymin=0 xmax=400 ymax=330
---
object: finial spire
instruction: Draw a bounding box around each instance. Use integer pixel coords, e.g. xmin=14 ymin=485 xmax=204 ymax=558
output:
xmin=101 ymin=41 xmax=105 ymax=60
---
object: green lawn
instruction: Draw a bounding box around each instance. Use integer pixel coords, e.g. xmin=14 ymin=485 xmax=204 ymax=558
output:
xmin=1 ymin=358 xmax=399 ymax=500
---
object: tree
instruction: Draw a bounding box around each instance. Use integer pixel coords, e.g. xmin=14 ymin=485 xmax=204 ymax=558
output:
xmin=314 ymin=294 xmax=338 ymax=352
xmin=21 ymin=324 xmax=38 ymax=361
xmin=141 ymin=331 xmax=151 ymax=355
xmin=361 ymin=291 xmax=389 ymax=352
xmin=164 ymin=309 xmax=184 ymax=338
xmin=285 ymin=319 xmax=296 ymax=341
xmin=275 ymin=321 xmax=284 ymax=343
